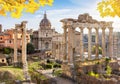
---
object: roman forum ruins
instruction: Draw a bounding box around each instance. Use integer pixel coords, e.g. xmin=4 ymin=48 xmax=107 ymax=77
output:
xmin=13 ymin=21 xmax=30 ymax=80
xmin=61 ymin=13 xmax=113 ymax=64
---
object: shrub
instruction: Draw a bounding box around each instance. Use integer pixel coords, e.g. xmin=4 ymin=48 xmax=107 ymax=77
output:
xmin=53 ymin=64 xmax=61 ymax=68
xmin=88 ymin=71 xmax=99 ymax=78
xmin=46 ymin=59 xmax=54 ymax=64
xmin=53 ymin=70 xmax=63 ymax=76
xmin=45 ymin=64 xmax=52 ymax=69
xmin=47 ymin=59 xmax=50 ymax=63
xmin=106 ymin=65 xmax=112 ymax=76
xmin=29 ymin=62 xmax=42 ymax=71
xmin=3 ymin=47 xmax=12 ymax=54
xmin=105 ymin=58 xmax=111 ymax=63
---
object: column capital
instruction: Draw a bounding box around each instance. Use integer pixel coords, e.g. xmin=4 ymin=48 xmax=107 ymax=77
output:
xmin=95 ymin=27 xmax=99 ymax=30
xmin=87 ymin=27 xmax=92 ymax=30
xmin=109 ymin=27 xmax=113 ymax=30
xmin=79 ymin=27 xmax=84 ymax=30
xmin=63 ymin=26 xmax=67 ymax=30
xmin=13 ymin=28 xmax=17 ymax=31
xmin=101 ymin=27 xmax=106 ymax=30
xmin=62 ymin=23 xmax=67 ymax=29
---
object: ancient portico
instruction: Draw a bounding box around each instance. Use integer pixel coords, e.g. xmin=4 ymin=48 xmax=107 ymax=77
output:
xmin=61 ymin=13 xmax=113 ymax=64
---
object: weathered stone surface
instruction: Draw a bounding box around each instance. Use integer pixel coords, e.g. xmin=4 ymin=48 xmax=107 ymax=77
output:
xmin=109 ymin=62 xmax=120 ymax=71
xmin=77 ymin=75 xmax=119 ymax=84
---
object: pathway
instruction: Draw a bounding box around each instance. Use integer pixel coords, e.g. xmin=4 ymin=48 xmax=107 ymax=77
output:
xmin=39 ymin=69 xmax=75 ymax=84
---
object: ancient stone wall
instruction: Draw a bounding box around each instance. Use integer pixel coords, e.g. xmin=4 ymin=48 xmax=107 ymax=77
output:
xmin=77 ymin=75 xmax=119 ymax=84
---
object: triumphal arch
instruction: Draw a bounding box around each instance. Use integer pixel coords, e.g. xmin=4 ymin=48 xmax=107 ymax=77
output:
xmin=61 ymin=13 xmax=113 ymax=64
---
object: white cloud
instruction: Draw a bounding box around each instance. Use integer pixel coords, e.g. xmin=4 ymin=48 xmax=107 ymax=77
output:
xmin=69 ymin=0 xmax=101 ymax=8
xmin=32 ymin=7 xmax=120 ymax=33
xmin=1 ymin=0 xmax=120 ymax=34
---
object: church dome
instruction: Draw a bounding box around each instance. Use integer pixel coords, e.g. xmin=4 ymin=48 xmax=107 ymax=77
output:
xmin=40 ymin=12 xmax=51 ymax=29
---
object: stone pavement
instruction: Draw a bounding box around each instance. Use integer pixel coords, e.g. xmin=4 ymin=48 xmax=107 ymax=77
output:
xmin=39 ymin=69 xmax=75 ymax=84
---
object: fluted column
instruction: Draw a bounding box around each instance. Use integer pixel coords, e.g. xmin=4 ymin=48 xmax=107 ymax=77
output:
xmin=63 ymin=25 xmax=67 ymax=60
xmin=95 ymin=28 xmax=99 ymax=59
xmin=88 ymin=27 xmax=92 ymax=60
xmin=109 ymin=27 xmax=113 ymax=59
xmin=80 ymin=27 xmax=84 ymax=61
xmin=13 ymin=26 xmax=18 ymax=63
xmin=102 ymin=28 xmax=106 ymax=57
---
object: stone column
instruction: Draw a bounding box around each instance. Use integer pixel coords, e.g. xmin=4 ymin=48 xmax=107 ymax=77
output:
xmin=71 ymin=28 xmax=75 ymax=63
xmin=13 ymin=26 xmax=18 ymax=64
xmin=21 ymin=21 xmax=30 ymax=80
xmin=21 ymin=21 xmax=27 ymax=64
xmin=95 ymin=28 xmax=99 ymax=59
xmin=80 ymin=27 xmax=84 ymax=61
xmin=102 ymin=28 xmax=106 ymax=57
xmin=109 ymin=27 xmax=113 ymax=59
xmin=63 ymin=25 xmax=67 ymax=60
xmin=88 ymin=27 xmax=92 ymax=60
xmin=68 ymin=27 xmax=73 ymax=63
xmin=58 ymin=42 xmax=61 ymax=60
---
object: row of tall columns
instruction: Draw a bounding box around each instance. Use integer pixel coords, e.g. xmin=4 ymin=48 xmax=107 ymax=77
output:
xmin=63 ymin=25 xmax=113 ymax=63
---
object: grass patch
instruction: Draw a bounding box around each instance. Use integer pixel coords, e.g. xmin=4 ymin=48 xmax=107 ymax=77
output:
xmin=53 ymin=69 xmax=63 ymax=76
xmin=0 ymin=66 xmax=24 ymax=83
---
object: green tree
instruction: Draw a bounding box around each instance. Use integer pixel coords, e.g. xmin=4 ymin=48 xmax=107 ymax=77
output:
xmin=3 ymin=47 xmax=12 ymax=54
xmin=27 ymin=43 xmax=35 ymax=54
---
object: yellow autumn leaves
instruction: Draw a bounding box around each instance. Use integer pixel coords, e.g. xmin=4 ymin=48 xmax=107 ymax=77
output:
xmin=97 ymin=0 xmax=120 ymax=17
xmin=0 ymin=0 xmax=54 ymax=18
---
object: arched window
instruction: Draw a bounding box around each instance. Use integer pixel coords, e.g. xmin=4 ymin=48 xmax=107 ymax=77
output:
xmin=0 ymin=37 xmax=2 ymax=40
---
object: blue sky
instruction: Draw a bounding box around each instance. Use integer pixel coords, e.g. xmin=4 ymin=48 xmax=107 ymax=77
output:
xmin=0 ymin=0 xmax=120 ymax=33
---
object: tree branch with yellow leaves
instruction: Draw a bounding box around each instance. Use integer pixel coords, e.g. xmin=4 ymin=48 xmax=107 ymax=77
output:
xmin=0 ymin=0 xmax=54 ymax=18
xmin=97 ymin=0 xmax=120 ymax=17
